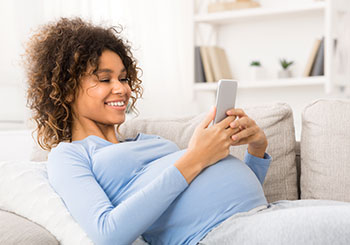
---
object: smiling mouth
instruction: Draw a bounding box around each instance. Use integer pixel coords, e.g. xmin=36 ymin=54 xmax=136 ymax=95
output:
xmin=105 ymin=101 xmax=125 ymax=107
xmin=104 ymin=100 xmax=128 ymax=111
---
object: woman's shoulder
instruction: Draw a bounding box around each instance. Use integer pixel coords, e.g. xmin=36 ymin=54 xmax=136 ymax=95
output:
xmin=48 ymin=141 xmax=89 ymax=166
xmin=47 ymin=141 xmax=94 ymax=191
xmin=50 ymin=141 xmax=84 ymax=154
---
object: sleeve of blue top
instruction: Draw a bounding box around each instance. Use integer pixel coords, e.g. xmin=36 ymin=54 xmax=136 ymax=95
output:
xmin=243 ymin=150 xmax=272 ymax=184
xmin=47 ymin=143 xmax=189 ymax=245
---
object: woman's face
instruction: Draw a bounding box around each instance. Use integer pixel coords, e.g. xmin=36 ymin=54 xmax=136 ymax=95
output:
xmin=72 ymin=49 xmax=131 ymax=127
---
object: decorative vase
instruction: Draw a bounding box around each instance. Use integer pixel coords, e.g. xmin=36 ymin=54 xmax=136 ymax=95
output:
xmin=278 ymin=69 xmax=292 ymax=78
xmin=250 ymin=66 xmax=265 ymax=80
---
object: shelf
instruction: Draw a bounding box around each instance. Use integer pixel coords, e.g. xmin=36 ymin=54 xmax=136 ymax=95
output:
xmin=194 ymin=76 xmax=326 ymax=91
xmin=194 ymin=2 xmax=325 ymax=25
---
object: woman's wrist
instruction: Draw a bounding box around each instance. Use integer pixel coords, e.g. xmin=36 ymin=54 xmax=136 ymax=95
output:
xmin=174 ymin=150 xmax=205 ymax=184
xmin=248 ymin=144 xmax=267 ymax=159
xmin=247 ymin=132 xmax=268 ymax=159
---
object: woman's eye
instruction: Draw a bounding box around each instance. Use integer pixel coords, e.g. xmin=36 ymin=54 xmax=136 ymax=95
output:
xmin=120 ymin=78 xmax=130 ymax=83
xmin=99 ymin=79 xmax=110 ymax=83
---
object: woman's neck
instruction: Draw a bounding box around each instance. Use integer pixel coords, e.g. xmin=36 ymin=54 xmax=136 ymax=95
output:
xmin=71 ymin=118 xmax=119 ymax=143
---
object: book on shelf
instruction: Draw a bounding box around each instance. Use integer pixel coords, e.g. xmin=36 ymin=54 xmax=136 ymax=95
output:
xmin=303 ymin=37 xmax=324 ymax=77
xmin=208 ymin=0 xmax=260 ymax=13
xmin=303 ymin=38 xmax=321 ymax=77
xmin=208 ymin=46 xmax=233 ymax=82
xmin=198 ymin=45 xmax=233 ymax=83
xmin=199 ymin=46 xmax=215 ymax=82
xmin=194 ymin=46 xmax=206 ymax=83
xmin=310 ymin=37 xmax=324 ymax=76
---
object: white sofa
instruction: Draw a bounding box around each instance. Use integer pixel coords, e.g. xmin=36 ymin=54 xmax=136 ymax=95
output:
xmin=0 ymin=99 xmax=349 ymax=244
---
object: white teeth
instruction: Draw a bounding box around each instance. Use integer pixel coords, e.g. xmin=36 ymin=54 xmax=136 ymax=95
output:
xmin=107 ymin=101 xmax=125 ymax=107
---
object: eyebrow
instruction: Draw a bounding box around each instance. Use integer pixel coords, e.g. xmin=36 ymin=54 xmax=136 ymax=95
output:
xmin=94 ymin=67 xmax=126 ymax=74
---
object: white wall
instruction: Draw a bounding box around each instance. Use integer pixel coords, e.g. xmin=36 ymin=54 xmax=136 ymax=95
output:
xmin=0 ymin=0 xmax=45 ymax=122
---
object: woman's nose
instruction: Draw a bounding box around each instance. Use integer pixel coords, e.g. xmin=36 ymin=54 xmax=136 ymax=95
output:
xmin=111 ymin=80 xmax=127 ymax=95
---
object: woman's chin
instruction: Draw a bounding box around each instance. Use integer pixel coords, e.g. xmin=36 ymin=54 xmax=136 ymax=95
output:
xmin=100 ymin=115 xmax=126 ymax=126
xmin=113 ymin=116 xmax=126 ymax=125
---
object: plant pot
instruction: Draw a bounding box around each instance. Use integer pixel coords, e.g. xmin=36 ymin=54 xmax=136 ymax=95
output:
xmin=250 ymin=66 xmax=265 ymax=80
xmin=278 ymin=69 xmax=292 ymax=78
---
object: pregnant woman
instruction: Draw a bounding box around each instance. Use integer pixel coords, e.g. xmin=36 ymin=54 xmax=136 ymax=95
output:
xmin=25 ymin=17 xmax=350 ymax=245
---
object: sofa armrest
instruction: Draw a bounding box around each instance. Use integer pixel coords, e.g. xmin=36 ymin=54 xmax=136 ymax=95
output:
xmin=0 ymin=209 xmax=59 ymax=245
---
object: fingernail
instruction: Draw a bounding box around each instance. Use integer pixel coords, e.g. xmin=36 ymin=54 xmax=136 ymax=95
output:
xmin=232 ymin=135 xmax=237 ymax=141
xmin=231 ymin=121 xmax=237 ymax=128
xmin=226 ymin=110 xmax=232 ymax=115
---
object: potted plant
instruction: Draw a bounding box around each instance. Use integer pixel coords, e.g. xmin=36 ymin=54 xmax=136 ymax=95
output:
xmin=278 ymin=58 xmax=294 ymax=78
xmin=249 ymin=60 xmax=264 ymax=80
xmin=250 ymin=60 xmax=261 ymax=67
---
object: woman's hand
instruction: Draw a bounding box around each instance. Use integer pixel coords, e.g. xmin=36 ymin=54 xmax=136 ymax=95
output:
xmin=175 ymin=107 xmax=238 ymax=184
xmin=175 ymin=107 xmax=267 ymax=184
xmin=186 ymin=107 xmax=238 ymax=169
xmin=226 ymin=108 xmax=268 ymax=158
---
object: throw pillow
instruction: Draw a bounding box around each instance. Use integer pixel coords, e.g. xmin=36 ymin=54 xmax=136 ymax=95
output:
xmin=301 ymin=99 xmax=350 ymax=202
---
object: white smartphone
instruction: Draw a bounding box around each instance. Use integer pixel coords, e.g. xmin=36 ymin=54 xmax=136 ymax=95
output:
xmin=213 ymin=80 xmax=238 ymax=124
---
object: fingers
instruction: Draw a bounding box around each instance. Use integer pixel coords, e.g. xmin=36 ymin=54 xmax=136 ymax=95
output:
xmin=222 ymin=125 xmax=240 ymax=139
xmin=217 ymin=114 xmax=236 ymax=129
xmin=225 ymin=108 xmax=252 ymax=130
xmin=226 ymin=108 xmax=246 ymax=117
xmin=231 ymin=134 xmax=255 ymax=146
xmin=217 ymin=109 xmax=254 ymax=132
xmin=215 ymin=108 xmax=248 ymax=129
xmin=199 ymin=106 xmax=216 ymax=129
xmin=231 ymin=126 xmax=258 ymax=143
xmin=229 ymin=115 xmax=255 ymax=130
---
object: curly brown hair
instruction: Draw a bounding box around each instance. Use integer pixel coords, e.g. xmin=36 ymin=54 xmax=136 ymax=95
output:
xmin=25 ymin=17 xmax=143 ymax=151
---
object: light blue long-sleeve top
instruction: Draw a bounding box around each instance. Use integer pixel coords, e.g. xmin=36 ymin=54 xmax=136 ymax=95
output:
xmin=47 ymin=133 xmax=271 ymax=245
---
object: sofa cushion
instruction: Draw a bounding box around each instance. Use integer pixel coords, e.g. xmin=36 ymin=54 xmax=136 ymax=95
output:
xmin=120 ymin=102 xmax=298 ymax=203
xmin=0 ymin=209 xmax=59 ymax=245
xmin=0 ymin=160 xmax=148 ymax=245
xmin=300 ymin=99 xmax=350 ymax=202
xmin=0 ymin=160 xmax=93 ymax=245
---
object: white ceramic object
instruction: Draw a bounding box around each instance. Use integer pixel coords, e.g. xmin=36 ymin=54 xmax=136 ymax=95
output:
xmin=250 ymin=66 xmax=265 ymax=80
xmin=278 ymin=69 xmax=292 ymax=78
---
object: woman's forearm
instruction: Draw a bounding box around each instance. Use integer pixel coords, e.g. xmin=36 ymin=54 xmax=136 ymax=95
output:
xmin=174 ymin=150 xmax=205 ymax=184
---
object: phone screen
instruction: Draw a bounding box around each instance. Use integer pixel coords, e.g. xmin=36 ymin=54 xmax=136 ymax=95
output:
xmin=213 ymin=80 xmax=237 ymax=124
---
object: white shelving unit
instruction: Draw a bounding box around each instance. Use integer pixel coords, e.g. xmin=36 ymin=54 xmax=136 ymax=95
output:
xmin=193 ymin=0 xmax=350 ymax=94
xmin=194 ymin=76 xmax=326 ymax=91
xmin=192 ymin=0 xmax=349 ymax=94
xmin=191 ymin=0 xmax=350 ymax=141
xmin=194 ymin=2 xmax=325 ymax=24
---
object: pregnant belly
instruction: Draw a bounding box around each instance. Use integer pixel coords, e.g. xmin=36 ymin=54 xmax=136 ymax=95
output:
xmin=134 ymin=150 xmax=267 ymax=244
